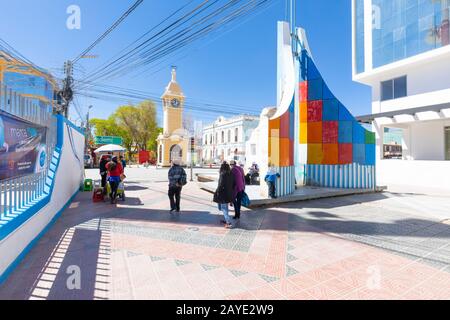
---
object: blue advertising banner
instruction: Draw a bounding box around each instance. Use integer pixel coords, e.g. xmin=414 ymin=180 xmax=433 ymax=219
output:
xmin=0 ymin=112 xmax=47 ymax=181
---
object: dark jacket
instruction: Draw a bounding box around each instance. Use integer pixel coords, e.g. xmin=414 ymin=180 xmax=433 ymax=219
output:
xmin=168 ymin=165 xmax=187 ymax=188
xmin=99 ymin=159 xmax=108 ymax=174
xmin=213 ymin=171 xmax=235 ymax=204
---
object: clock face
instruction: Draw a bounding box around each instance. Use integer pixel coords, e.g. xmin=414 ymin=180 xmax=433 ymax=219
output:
xmin=171 ymin=98 xmax=180 ymax=108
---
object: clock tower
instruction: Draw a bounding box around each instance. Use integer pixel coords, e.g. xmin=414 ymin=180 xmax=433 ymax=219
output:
xmin=156 ymin=67 xmax=189 ymax=167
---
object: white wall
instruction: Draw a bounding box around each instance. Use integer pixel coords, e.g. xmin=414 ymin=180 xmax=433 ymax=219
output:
xmin=410 ymin=120 xmax=450 ymax=160
xmin=377 ymin=160 xmax=450 ymax=194
xmin=0 ymin=122 xmax=85 ymax=279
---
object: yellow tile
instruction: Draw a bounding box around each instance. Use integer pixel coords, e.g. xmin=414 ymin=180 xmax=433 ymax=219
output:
xmin=300 ymin=123 xmax=308 ymax=144
xmin=269 ymin=137 xmax=280 ymax=166
xmin=307 ymin=144 xmax=323 ymax=165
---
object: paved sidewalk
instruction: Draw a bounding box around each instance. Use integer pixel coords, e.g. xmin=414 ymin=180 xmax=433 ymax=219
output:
xmin=0 ymin=168 xmax=449 ymax=300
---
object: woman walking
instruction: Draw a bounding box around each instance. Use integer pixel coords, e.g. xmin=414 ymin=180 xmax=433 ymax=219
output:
xmin=230 ymin=160 xmax=245 ymax=220
xmin=213 ymin=162 xmax=235 ymax=229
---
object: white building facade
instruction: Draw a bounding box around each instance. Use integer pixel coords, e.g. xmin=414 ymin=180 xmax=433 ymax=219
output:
xmin=352 ymin=0 xmax=450 ymax=194
xmin=202 ymin=115 xmax=259 ymax=164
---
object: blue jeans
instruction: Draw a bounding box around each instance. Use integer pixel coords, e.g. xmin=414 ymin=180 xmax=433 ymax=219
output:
xmin=218 ymin=203 xmax=231 ymax=224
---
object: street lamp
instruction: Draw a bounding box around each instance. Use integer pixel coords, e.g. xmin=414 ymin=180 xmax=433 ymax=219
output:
xmin=85 ymin=105 xmax=93 ymax=151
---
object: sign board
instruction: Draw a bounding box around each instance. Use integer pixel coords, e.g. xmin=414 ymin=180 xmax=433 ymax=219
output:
xmin=94 ymin=136 xmax=123 ymax=145
xmin=0 ymin=112 xmax=47 ymax=181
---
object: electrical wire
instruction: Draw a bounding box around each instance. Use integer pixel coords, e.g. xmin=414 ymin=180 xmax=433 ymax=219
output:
xmin=78 ymin=0 xmax=276 ymax=87
xmin=72 ymin=0 xmax=144 ymax=64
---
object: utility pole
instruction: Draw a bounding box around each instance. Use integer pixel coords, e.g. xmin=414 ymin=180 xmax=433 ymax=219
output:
xmin=57 ymin=60 xmax=74 ymax=117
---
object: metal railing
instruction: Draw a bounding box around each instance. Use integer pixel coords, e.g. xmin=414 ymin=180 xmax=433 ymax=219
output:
xmin=0 ymin=82 xmax=52 ymax=127
xmin=0 ymin=83 xmax=57 ymax=224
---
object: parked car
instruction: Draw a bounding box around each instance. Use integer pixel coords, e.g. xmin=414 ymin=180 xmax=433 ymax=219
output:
xmin=84 ymin=154 xmax=94 ymax=168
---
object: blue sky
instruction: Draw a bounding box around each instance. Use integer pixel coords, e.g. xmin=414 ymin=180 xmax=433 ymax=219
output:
xmin=0 ymin=0 xmax=372 ymax=126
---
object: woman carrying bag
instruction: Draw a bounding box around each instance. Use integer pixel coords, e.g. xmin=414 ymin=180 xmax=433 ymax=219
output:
xmin=213 ymin=162 xmax=235 ymax=229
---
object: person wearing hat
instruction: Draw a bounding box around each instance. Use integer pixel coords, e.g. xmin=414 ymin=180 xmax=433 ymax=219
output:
xmin=230 ymin=159 xmax=245 ymax=220
xmin=168 ymin=158 xmax=187 ymax=213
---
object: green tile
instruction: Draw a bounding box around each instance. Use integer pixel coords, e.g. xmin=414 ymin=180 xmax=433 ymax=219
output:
xmin=259 ymin=274 xmax=279 ymax=283
xmin=175 ymin=259 xmax=191 ymax=266
xmin=230 ymin=270 xmax=248 ymax=277
xmin=286 ymin=265 xmax=299 ymax=277
xmin=201 ymin=264 xmax=220 ymax=271
xmin=365 ymin=131 xmax=375 ymax=144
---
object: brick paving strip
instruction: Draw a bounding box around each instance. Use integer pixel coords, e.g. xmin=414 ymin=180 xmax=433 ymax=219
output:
xmin=0 ymin=169 xmax=449 ymax=300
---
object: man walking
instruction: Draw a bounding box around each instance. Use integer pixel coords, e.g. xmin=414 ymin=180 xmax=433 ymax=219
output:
xmin=168 ymin=159 xmax=187 ymax=213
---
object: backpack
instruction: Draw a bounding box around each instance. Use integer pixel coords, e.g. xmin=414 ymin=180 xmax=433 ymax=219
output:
xmin=107 ymin=161 xmax=117 ymax=172
xmin=241 ymin=192 xmax=251 ymax=207
xmin=179 ymin=171 xmax=187 ymax=186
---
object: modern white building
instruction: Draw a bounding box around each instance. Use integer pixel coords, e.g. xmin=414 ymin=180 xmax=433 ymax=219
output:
xmin=202 ymin=115 xmax=259 ymax=164
xmin=352 ymin=0 xmax=450 ymax=194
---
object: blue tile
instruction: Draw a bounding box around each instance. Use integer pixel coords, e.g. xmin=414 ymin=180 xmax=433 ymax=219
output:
xmin=307 ymin=78 xmax=323 ymax=100
xmin=338 ymin=103 xmax=354 ymax=121
xmin=365 ymin=143 xmax=375 ymax=165
xmin=307 ymin=57 xmax=321 ymax=80
xmin=338 ymin=121 xmax=353 ymax=143
xmin=300 ymin=50 xmax=308 ymax=81
xmin=353 ymin=144 xmax=365 ymax=164
xmin=352 ymin=121 xmax=365 ymax=144
xmin=323 ymin=83 xmax=334 ymax=100
xmin=323 ymin=99 xmax=339 ymax=121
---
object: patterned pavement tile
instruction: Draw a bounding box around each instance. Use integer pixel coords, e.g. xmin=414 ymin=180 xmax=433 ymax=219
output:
xmin=2 ymin=168 xmax=450 ymax=299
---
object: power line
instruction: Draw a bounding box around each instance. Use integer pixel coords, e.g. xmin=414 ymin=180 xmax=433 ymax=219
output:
xmin=72 ymin=0 xmax=144 ymax=64
xmin=78 ymin=0 xmax=276 ymax=86
xmin=75 ymin=85 xmax=260 ymax=117
xmin=74 ymin=80 xmax=259 ymax=111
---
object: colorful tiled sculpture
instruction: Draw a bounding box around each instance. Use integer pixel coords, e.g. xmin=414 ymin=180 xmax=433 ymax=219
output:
xmin=267 ymin=23 xmax=375 ymax=197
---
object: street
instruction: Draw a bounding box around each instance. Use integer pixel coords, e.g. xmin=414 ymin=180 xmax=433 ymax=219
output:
xmin=0 ymin=167 xmax=449 ymax=300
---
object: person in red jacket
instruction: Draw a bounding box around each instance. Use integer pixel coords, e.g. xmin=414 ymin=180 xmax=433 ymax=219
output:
xmin=106 ymin=156 xmax=124 ymax=204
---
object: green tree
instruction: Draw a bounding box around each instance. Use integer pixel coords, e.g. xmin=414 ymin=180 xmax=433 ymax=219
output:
xmin=90 ymin=100 xmax=160 ymax=159
xmin=90 ymin=115 xmax=133 ymax=154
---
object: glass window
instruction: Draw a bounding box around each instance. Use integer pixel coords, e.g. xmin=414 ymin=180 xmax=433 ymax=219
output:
xmin=381 ymin=76 xmax=407 ymax=101
xmin=235 ymin=128 xmax=239 ymax=142
xmin=221 ymin=131 xmax=224 ymax=144
xmin=445 ymin=127 xmax=450 ymax=161
xmin=383 ymin=127 xmax=403 ymax=159
xmin=372 ymin=0 xmax=450 ymax=68
xmin=228 ymin=130 xmax=231 ymax=143
xmin=355 ymin=0 xmax=365 ymax=74
xmin=394 ymin=76 xmax=407 ymax=98
xmin=381 ymin=80 xmax=393 ymax=101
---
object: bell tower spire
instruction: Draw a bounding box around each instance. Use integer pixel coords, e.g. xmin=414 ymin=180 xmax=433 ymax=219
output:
xmin=171 ymin=65 xmax=177 ymax=82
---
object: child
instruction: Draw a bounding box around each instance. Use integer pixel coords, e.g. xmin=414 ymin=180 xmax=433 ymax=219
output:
xmin=264 ymin=164 xmax=280 ymax=199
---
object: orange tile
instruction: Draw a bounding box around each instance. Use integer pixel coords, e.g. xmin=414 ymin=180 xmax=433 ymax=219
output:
xmin=322 ymin=143 xmax=338 ymax=165
xmin=307 ymin=122 xmax=322 ymax=144
xmin=269 ymin=117 xmax=280 ymax=133
xmin=279 ymin=138 xmax=292 ymax=166
xmin=300 ymin=102 xmax=308 ymax=122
